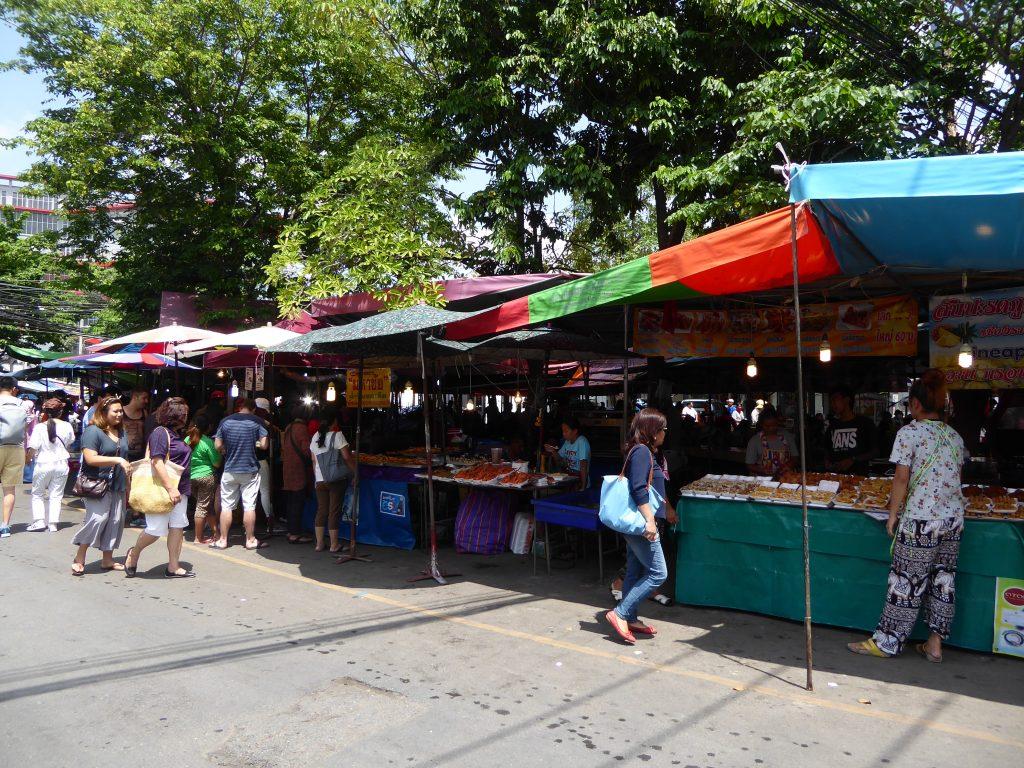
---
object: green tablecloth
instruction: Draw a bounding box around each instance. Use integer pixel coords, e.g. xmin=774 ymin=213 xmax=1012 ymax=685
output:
xmin=675 ymin=497 xmax=1024 ymax=652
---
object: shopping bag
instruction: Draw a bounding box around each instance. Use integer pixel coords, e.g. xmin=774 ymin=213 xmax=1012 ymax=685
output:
xmin=128 ymin=428 xmax=184 ymax=515
xmin=598 ymin=446 xmax=663 ymax=535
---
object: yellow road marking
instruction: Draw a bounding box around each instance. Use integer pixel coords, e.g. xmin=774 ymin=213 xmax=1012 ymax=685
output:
xmin=190 ymin=544 xmax=1024 ymax=750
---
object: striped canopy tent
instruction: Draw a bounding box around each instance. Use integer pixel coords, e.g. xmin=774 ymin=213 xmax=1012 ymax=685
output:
xmin=447 ymin=151 xmax=1024 ymax=340
xmin=447 ymin=206 xmax=837 ymax=340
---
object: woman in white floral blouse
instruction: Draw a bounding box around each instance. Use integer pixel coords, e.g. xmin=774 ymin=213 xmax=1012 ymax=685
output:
xmin=848 ymin=369 xmax=966 ymax=662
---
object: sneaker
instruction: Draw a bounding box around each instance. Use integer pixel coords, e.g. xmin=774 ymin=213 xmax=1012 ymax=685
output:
xmin=47 ymin=524 xmax=58 ymax=533
xmin=26 ymin=520 xmax=47 ymax=532
xmin=0 ymin=525 xmax=10 ymax=538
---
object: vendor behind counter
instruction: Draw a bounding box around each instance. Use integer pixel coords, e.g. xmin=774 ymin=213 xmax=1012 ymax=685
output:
xmin=745 ymin=406 xmax=798 ymax=476
xmin=824 ymin=386 xmax=877 ymax=475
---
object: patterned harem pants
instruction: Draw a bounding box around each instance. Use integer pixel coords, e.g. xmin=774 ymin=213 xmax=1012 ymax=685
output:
xmin=871 ymin=516 xmax=963 ymax=656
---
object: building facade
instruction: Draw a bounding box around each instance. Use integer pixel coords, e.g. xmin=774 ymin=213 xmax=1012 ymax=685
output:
xmin=0 ymin=173 xmax=67 ymax=237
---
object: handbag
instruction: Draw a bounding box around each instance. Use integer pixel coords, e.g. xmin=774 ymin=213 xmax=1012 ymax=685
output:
xmin=128 ymin=427 xmax=185 ymax=515
xmin=73 ymin=468 xmax=111 ymax=499
xmin=314 ymin=432 xmax=352 ymax=484
xmin=599 ymin=445 xmax=665 ymax=535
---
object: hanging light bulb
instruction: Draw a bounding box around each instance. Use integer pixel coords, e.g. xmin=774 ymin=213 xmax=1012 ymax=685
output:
xmin=302 ymin=395 xmax=313 ymax=406
xmin=465 ymin=398 xmax=476 ymax=411
xmin=819 ymin=335 xmax=832 ymax=363
xmin=746 ymin=354 xmax=758 ymax=378
xmin=217 ymin=368 xmax=227 ymax=379
xmin=513 ymin=390 xmax=523 ymax=405
xmin=404 ymin=380 xmax=414 ymax=393
xmin=958 ymin=343 xmax=973 ymax=369
xmin=325 ymin=382 xmax=337 ymax=402
xmin=230 ymin=380 xmax=239 ymax=398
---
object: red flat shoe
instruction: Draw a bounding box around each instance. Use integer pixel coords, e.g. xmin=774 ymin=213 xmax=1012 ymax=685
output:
xmin=605 ymin=610 xmax=636 ymax=645
xmin=629 ymin=622 xmax=657 ymax=636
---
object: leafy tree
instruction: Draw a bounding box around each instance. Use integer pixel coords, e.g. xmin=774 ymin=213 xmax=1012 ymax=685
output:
xmin=2 ymin=0 xmax=449 ymax=327
xmin=0 ymin=207 xmax=100 ymax=348
xmin=267 ymin=137 xmax=461 ymax=314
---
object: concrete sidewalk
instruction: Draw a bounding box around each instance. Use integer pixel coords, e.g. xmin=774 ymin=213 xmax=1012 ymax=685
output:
xmin=1 ymin=486 xmax=1021 ymax=768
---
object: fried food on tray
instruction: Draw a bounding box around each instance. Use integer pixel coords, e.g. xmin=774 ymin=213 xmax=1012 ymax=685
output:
xmin=453 ymin=463 xmax=513 ymax=482
xmin=806 ymin=489 xmax=836 ymax=505
xmin=858 ymin=478 xmax=892 ymax=496
xmin=855 ymin=495 xmax=888 ymax=510
xmin=751 ymin=484 xmax=778 ymax=499
xmin=833 ymin=489 xmax=859 ymax=507
xmin=990 ymin=495 xmax=1019 ymax=514
xmin=498 ymin=471 xmax=545 ymax=487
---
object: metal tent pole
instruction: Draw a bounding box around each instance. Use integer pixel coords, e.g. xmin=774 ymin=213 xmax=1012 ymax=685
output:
xmin=790 ymin=202 xmax=814 ymax=692
xmin=409 ymin=332 xmax=458 ymax=584
xmin=337 ymin=357 xmax=371 ymax=564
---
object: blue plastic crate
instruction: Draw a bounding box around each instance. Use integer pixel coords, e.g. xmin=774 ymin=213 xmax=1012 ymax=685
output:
xmin=532 ymin=488 xmax=601 ymax=531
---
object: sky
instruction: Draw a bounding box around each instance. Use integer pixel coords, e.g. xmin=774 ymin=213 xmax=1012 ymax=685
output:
xmin=0 ymin=23 xmax=47 ymax=175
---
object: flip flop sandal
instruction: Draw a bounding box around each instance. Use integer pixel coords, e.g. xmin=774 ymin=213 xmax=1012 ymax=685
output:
xmin=610 ymin=587 xmax=623 ymax=601
xmin=649 ymin=593 xmax=673 ymax=606
xmin=847 ymin=639 xmax=891 ymax=658
xmin=71 ymin=563 xmax=85 ymax=577
xmin=915 ymin=644 xmax=942 ymax=664
xmin=629 ymin=622 xmax=658 ymax=636
xmin=288 ymin=536 xmax=314 ymax=545
xmin=124 ymin=547 xmax=138 ymax=578
xmin=164 ymin=569 xmax=196 ymax=578
xmin=605 ymin=610 xmax=637 ymax=645
xmin=244 ymin=540 xmax=270 ymax=550
xmin=329 ymin=546 xmax=345 ymax=554
xmin=208 ymin=542 xmax=229 ymax=550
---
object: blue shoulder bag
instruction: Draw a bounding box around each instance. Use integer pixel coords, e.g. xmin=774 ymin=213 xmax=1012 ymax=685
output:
xmin=599 ymin=446 xmax=664 ymax=535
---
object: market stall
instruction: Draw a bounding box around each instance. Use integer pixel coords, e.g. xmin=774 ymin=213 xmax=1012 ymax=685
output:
xmin=676 ymin=474 xmax=1024 ymax=651
xmin=417 ymin=462 xmax=577 ymax=556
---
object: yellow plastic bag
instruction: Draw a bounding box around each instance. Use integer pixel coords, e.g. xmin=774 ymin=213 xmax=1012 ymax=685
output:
xmin=128 ymin=427 xmax=184 ymax=515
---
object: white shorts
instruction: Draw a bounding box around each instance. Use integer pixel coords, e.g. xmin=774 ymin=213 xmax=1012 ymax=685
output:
xmin=220 ymin=471 xmax=260 ymax=512
xmin=144 ymin=496 xmax=189 ymax=537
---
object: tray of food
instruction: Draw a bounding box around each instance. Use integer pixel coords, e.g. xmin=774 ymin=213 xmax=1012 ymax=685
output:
xmin=498 ymin=471 xmax=548 ymax=488
xmin=453 ymin=462 xmax=514 ymax=485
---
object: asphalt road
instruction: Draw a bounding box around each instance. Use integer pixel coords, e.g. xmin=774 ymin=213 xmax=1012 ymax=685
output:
xmin=1 ymin=489 xmax=1022 ymax=768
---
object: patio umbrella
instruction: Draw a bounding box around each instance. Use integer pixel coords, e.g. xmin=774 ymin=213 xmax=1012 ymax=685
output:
xmin=86 ymin=321 xmax=227 ymax=353
xmin=174 ymin=323 xmax=301 ymax=355
xmin=45 ymin=352 xmax=200 ymax=370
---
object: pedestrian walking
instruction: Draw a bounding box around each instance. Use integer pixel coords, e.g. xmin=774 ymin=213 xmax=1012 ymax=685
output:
xmin=605 ymin=408 xmax=669 ymax=645
xmin=211 ymin=397 xmax=269 ymax=550
xmin=124 ymin=397 xmax=195 ymax=578
xmin=26 ymin=398 xmax=74 ymax=532
xmin=186 ymin=413 xmax=221 ymax=544
xmin=848 ymin=370 xmax=966 ymax=663
xmin=71 ymin=395 xmax=131 ymax=575
xmin=309 ymin=409 xmax=355 ymax=553
xmin=281 ymin=405 xmax=314 ymax=545
xmin=0 ymin=375 xmax=27 ymax=538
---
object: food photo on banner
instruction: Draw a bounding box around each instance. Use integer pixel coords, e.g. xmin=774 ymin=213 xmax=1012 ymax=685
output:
xmin=633 ymin=295 xmax=918 ymax=358
xmin=994 ymin=577 xmax=1024 ymax=657
xmin=930 ymin=287 xmax=1024 ymax=388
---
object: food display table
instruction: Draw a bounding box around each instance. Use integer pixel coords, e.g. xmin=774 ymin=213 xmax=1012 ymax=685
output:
xmin=675 ymin=497 xmax=1024 ymax=652
xmin=417 ymin=470 xmax=577 ymax=556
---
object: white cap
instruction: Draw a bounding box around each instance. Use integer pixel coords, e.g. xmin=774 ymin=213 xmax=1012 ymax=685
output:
xmin=254 ymin=397 xmax=271 ymax=411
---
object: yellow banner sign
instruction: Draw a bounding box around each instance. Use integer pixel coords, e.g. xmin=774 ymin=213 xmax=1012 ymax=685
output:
xmin=346 ymin=368 xmax=391 ymax=408
xmin=633 ymin=296 xmax=918 ymax=358
xmin=930 ymin=288 xmax=1024 ymax=389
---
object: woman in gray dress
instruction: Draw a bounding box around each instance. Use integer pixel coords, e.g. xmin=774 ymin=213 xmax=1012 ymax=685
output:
xmin=71 ymin=395 xmax=132 ymax=576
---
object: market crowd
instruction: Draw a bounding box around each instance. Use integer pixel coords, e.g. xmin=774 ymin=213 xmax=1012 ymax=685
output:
xmin=0 ymin=367 xmax=1008 ymax=664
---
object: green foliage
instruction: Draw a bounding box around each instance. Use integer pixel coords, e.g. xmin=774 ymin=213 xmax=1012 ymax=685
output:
xmin=267 ymin=137 xmax=459 ymax=315
xmin=0 ymin=207 xmax=98 ymax=347
xmin=2 ymin=0 xmax=452 ymax=327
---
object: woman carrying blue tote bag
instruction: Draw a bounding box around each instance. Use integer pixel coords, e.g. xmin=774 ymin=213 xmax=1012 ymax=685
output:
xmin=601 ymin=408 xmax=669 ymax=646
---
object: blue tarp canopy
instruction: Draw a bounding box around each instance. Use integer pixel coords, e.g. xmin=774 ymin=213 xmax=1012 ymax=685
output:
xmin=789 ymin=151 xmax=1024 ymax=275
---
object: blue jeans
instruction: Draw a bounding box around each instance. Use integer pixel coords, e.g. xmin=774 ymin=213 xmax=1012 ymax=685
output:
xmin=615 ymin=533 xmax=668 ymax=622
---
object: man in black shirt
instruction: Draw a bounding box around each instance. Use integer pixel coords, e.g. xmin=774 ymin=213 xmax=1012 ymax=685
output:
xmin=826 ymin=386 xmax=876 ymax=474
